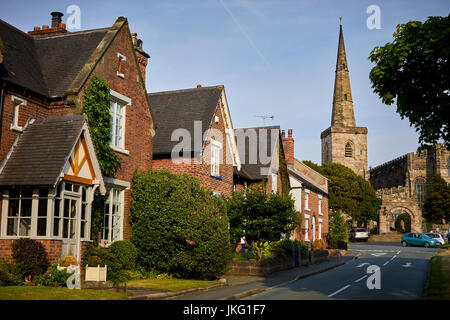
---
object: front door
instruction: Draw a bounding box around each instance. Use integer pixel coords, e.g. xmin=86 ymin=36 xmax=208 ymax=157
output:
xmin=61 ymin=196 xmax=80 ymax=259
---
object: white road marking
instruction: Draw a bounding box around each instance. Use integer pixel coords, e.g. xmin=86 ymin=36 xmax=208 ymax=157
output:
xmin=382 ymin=261 xmax=389 ymax=266
xmin=328 ymin=284 xmax=351 ymax=297
xmin=397 ymin=250 xmax=401 ymax=254
xmin=390 ymin=255 xmax=397 ymax=261
xmin=356 ymin=263 xmax=370 ymax=268
xmin=402 ymin=262 xmax=413 ymax=268
xmin=355 ymin=275 xmax=368 ymax=283
xmin=371 ymin=252 xmax=387 ymax=257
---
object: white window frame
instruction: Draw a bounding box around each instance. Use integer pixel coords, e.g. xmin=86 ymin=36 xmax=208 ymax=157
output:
xmin=271 ymin=170 xmax=278 ymax=194
xmin=304 ymin=214 xmax=310 ymax=242
xmin=318 ymin=218 xmax=323 ymax=240
xmin=304 ymin=189 xmax=310 ymax=211
xmin=117 ymin=53 xmax=126 ymax=78
xmin=10 ymin=96 xmax=26 ymax=132
xmin=101 ymin=187 xmax=124 ymax=246
xmin=318 ymin=195 xmax=323 ymax=216
xmin=109 ymin=90 xmax=131 ymax=155
xmin=210 ymin=139 xmax=222 ymax=178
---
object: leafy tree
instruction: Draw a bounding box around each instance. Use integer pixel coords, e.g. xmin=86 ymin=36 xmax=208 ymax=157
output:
xmin=226 ymin=183 xmax=299 ymax=244
xmin=83 ymin=76 xmax=121 ymax=175
xmin=368 ymin=15 xmax=450 ymax=149
xmin=130 ymin=170 xmax=230 ymax=280
xmin=303 ymin=161 xmax=381 ymax=226
xmin=422 ymin=174 xmax=450 ymax=224
xmin=327 ymin=210 xmax=349 ymax=249
xmin=395 ymin=212 xmax=411 ymax=233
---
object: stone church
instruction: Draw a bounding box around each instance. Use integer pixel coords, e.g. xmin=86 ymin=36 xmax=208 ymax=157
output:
xmin=321 ymin=24 xmax=450 ymax=234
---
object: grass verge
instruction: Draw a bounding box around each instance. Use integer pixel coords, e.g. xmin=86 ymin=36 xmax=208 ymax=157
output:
xmin=425 ymin=250 xmax=450 ymax=299
xmin=0 ymin=286 xmax=131 ymax=300
xmin=125 ymin=278 xmax=221 ymax=292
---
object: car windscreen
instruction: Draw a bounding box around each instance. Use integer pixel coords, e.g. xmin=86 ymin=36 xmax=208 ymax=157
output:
xmin=357 ymin=229 xmax=366 ymax=232
xmin=422 ymin=234 xmax=431 ymax=239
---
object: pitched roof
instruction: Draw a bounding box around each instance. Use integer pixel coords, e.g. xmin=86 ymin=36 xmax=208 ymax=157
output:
xmin=148 ymin=86 xmax=224 ymax=156
xmin=289 ymin=160 xmax=328 ymax=196
xmin=0 ymin=116 xmax=86 ymax=187
xmin=234 ymin=126 xmax=281 ymax=181
xmin=0 ymin=18 xmax=110 ymax=98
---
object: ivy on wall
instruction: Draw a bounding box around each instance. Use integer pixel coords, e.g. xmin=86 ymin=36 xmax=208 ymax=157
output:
xmin=83 ymin=76 xmax=121 ymax=176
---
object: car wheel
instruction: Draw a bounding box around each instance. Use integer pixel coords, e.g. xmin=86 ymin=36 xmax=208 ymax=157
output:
xmin=402 ymin=241 xmax=408 ymax=247
xmin=424 ymin=242 xmax=430 ymax=248
xmin=364 ymin=239 xmax=368 ymax=242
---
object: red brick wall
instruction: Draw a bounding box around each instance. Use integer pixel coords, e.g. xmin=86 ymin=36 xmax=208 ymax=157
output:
xmin=0 ymin=239 xmax=62 ymax=264
xmin=152 ymin=100 xmax=234 ymax=198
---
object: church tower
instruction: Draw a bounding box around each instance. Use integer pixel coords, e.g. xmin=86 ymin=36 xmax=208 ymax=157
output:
xmin=321 ymin=24 xmax=369 ymax=179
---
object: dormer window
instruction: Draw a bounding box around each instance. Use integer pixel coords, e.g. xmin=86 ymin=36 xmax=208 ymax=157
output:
xmin=117 ymin=53 xmax=126 ymax=78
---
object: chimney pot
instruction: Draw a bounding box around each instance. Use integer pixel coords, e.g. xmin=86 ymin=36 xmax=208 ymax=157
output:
xmin=197 ymin=84 xmax=202 ymax=88
xmin=131 ymin=33 xmax=137 ymax=37
xmin=42 ymin=25 xmax=49 ymax=30
xmin=281 ymin=130 xmax=285 ymax=138
xmin=51 ymin=11 xmax=64 ymax=28
xmin=288 ymin=129 xmax=293 ymax=137
xmin=33 ymin=26 xmax=40 ymax=31
xmin=59 ymin=23 xmax=66 ymax=30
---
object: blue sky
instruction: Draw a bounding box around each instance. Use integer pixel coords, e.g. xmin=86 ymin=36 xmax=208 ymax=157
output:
xmin=1 ymin=0 xmax=448 ymax=167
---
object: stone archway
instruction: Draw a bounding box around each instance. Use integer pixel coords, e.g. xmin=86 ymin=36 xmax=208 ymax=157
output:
xmin=379 ymin=202 xmax=422 ymax=234
xmin=389 ymin=208 xmax=412 ymax=233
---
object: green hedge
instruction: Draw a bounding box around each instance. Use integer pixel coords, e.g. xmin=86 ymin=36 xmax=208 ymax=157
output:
xmin=130 ymin=170 xmax=230 ymax=280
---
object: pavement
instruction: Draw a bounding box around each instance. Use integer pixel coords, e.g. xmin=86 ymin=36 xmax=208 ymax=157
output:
xmin=128 ymin=250 xmax=360 ymax=300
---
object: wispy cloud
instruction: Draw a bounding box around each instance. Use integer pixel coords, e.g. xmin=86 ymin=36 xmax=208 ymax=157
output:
xmin=218 ymin=0 xmax=271 ymax=68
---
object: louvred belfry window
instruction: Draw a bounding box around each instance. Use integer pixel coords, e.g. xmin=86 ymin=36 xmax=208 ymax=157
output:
xmin=345 ymin=143 xmax=353 ymax=158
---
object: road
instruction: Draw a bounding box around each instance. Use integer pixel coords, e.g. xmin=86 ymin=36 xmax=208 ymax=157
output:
xmin=245 ymin=242 xmax=440 ymax=300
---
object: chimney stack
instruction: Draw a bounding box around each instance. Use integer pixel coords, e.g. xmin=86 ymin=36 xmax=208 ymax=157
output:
xmin=131 ymin=33 xmax=150 ymax=83
xmin=282 ymin=128 xmax=294 ymax=167
xmin=28 ymin=12 xmax=68 ymax=38
xmin=197 ymin=84 xmax=202 ymax=88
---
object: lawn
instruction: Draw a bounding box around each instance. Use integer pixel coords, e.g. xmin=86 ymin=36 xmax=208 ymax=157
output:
xmin=0 ymin=286 xmax=131 ymax=300
xmin=125 ymin=278 xmax=222 ymax=292
xmin=426 ymin=249 xmax=450 ymax=300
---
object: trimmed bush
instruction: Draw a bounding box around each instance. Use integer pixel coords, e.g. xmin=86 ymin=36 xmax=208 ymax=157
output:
xmin=313 ymin=239 xmax=326 ymax=251
xmin=11 ymin=238 xmax=49 ymax=279
xmin=60 ymin=256 xmax=78 ymax=267
xmin=130 ymin=170 xmax=231 ymax=280
xmin=108 ymin=240 xmax=138 ymax=270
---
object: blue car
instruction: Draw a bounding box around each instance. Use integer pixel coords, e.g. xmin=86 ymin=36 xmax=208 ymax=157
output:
xmin=401 ymin=232 xmax=441 ymax=248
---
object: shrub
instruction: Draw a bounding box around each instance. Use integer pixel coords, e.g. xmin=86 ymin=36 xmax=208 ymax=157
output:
xmin=313 ymin=239 xmax=326 ymax=251
xmin=108 ymin=240 xmax=138 ymax=270
xmin=395 ymin=212 xmax=411 ymax=233
xmin=327 ymin=210 xmax=349 ymax=249
xmin=130 ymin=171 xmax=230 ymax=280
xmin=11 ymin=238 xmax=49 ymax=279
xmin=0 ymin=263 xmax=23 ymax=286
xmin=86 ymin=255 xmax=103 ymax=267
xmin=337 ymin=240 xmax=348 ymax=250
xmin=35 ymin=263 xmax=72 ymax=287
xmin=60 ymin=256 xmax=78 ymax=267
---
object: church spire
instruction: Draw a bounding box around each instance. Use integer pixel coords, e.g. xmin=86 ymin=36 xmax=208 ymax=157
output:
xmin=331 ymin=24 xmax=356 ymax=127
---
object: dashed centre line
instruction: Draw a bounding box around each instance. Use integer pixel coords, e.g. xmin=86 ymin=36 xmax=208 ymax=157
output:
xmin=328 ymin=284 xmax=351 ymax=297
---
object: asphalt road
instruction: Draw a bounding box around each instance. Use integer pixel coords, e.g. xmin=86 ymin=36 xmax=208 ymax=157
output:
xmin=245 ymin=242 xmax=441 ymax=300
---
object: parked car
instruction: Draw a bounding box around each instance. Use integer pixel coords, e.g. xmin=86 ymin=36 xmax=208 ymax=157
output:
xmin=401 ymin=232 xmax=441 ymax=248
xmin=425 ymin=233 xmax=446 ymax=245
xmin=349 ymin=228 xmax=369 ymax=242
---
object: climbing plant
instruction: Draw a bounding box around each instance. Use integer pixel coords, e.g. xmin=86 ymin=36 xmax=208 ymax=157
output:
xmin=83 ymin=76 xmax=121 ymax=176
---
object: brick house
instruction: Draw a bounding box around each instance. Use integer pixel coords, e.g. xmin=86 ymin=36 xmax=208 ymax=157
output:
xmin=149 ymin=85 xmax=241 ymax=197
xmin=233 ymin=126 xmax=290 ymax=195
xmin=0 ymin=12 xmax=154 ymax=262
xmin=282 ymin=129 xmax=329 ymax=246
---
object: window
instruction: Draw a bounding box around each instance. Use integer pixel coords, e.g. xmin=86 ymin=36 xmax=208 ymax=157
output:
xmin=414 ymin=178 xmax=427 ymax=207
xmin=53 ymin=184 xmax=62 ymax=237
xmin=110 ymin=100 xmax=125 ymax=149
xmin=117 ymin=53 xmax=126 ymax=78
xmin=342 ymin=64 xmax=346 ymax=70
xmin=271 ymin=171 xmax=278 ymax=194
xmin=318 ymin=195 xmax=323 ymax=216
xmin=319 ymin=218 xmax=323 ymax=239
xmin=210 ymin=139 xmax=222 ymax=178
xmin=80 ymin=187 xmax=88 ymax=239
xmin=102 ymin=188 xmax=123 ymax=244
xmin=37 ymin=189 xmax=48 ymax=236
xmin=304 ymin=215 xmax=310 ymax=241
xmin=345 ymin=142 xmax=353 ymax=158
xmin=11 ymin=96 xmax=26 ymax=132
xmin=7 ymin=189 xmax=32 ymax=236
xmin=304 ymin=189 xmax=310 ymax=211
xmin=344 ymin=94 xmax=348 ymax=101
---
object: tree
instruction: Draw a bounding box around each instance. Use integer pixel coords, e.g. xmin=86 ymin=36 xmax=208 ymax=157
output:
xmin=130 ymin=170 xmax=230 ymax=280
xmin=395 ymin=212 xmax=411 ymax=233
xmin=327 ymin=210 xmax=349 ymax=249
xmin=303 ymin=161 xmax=381 ymax=226
xmin=368 ymin=15 xmax=450 ymax=149
xmin=226 ymin=183 xmax=299 ymax=244
xmin=422 ymin=174 xmax=450 ymax=224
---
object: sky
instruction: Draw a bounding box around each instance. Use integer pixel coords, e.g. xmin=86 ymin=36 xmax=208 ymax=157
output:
xmin=1 ymin=0 xmax=448 ymax=167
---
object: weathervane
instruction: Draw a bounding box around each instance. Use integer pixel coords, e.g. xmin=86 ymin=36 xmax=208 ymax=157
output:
xmin=339 ymin=16 xmax=342 ymax=25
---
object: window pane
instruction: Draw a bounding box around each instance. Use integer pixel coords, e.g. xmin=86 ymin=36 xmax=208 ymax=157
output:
xmin=65 ymin=183 xmax=72 ymax=191
xmin=38 ymin=198 xmax=47 ymax=216
xmin=53 ymin=218 xmax=60 ymax=237
xmin=7 ymin=218 xmax=18 ymax=236
xmin=19 ymin=218 xmax=31 ymax=236
xmin=37 ymin=218 xmax=46 ymax=236
xmin=82 ymin=187 xmax=86 ymax=202
xmin=8 ymin=199 xmax=19 ymax=217
xmin=63 ymin=219 xmax=69 ymax=238
xmin=64 ymin=199 xmax=70 ymax=217
xmin=39 ymin=189 xmax=48 ymax=198
xmin=22 ymin=189 xmax=33 ymax=198
xmin=21 ymin=199 xmax=32 ymax=217
xmin=80 ymin=221 xmax=86 ymax=239
xmin=9 ymin=189 xmax=19 ymax=199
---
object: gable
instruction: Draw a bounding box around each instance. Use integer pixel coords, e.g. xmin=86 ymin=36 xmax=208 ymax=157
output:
xmin=63 ymin=134 xmax=96 ymax=185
